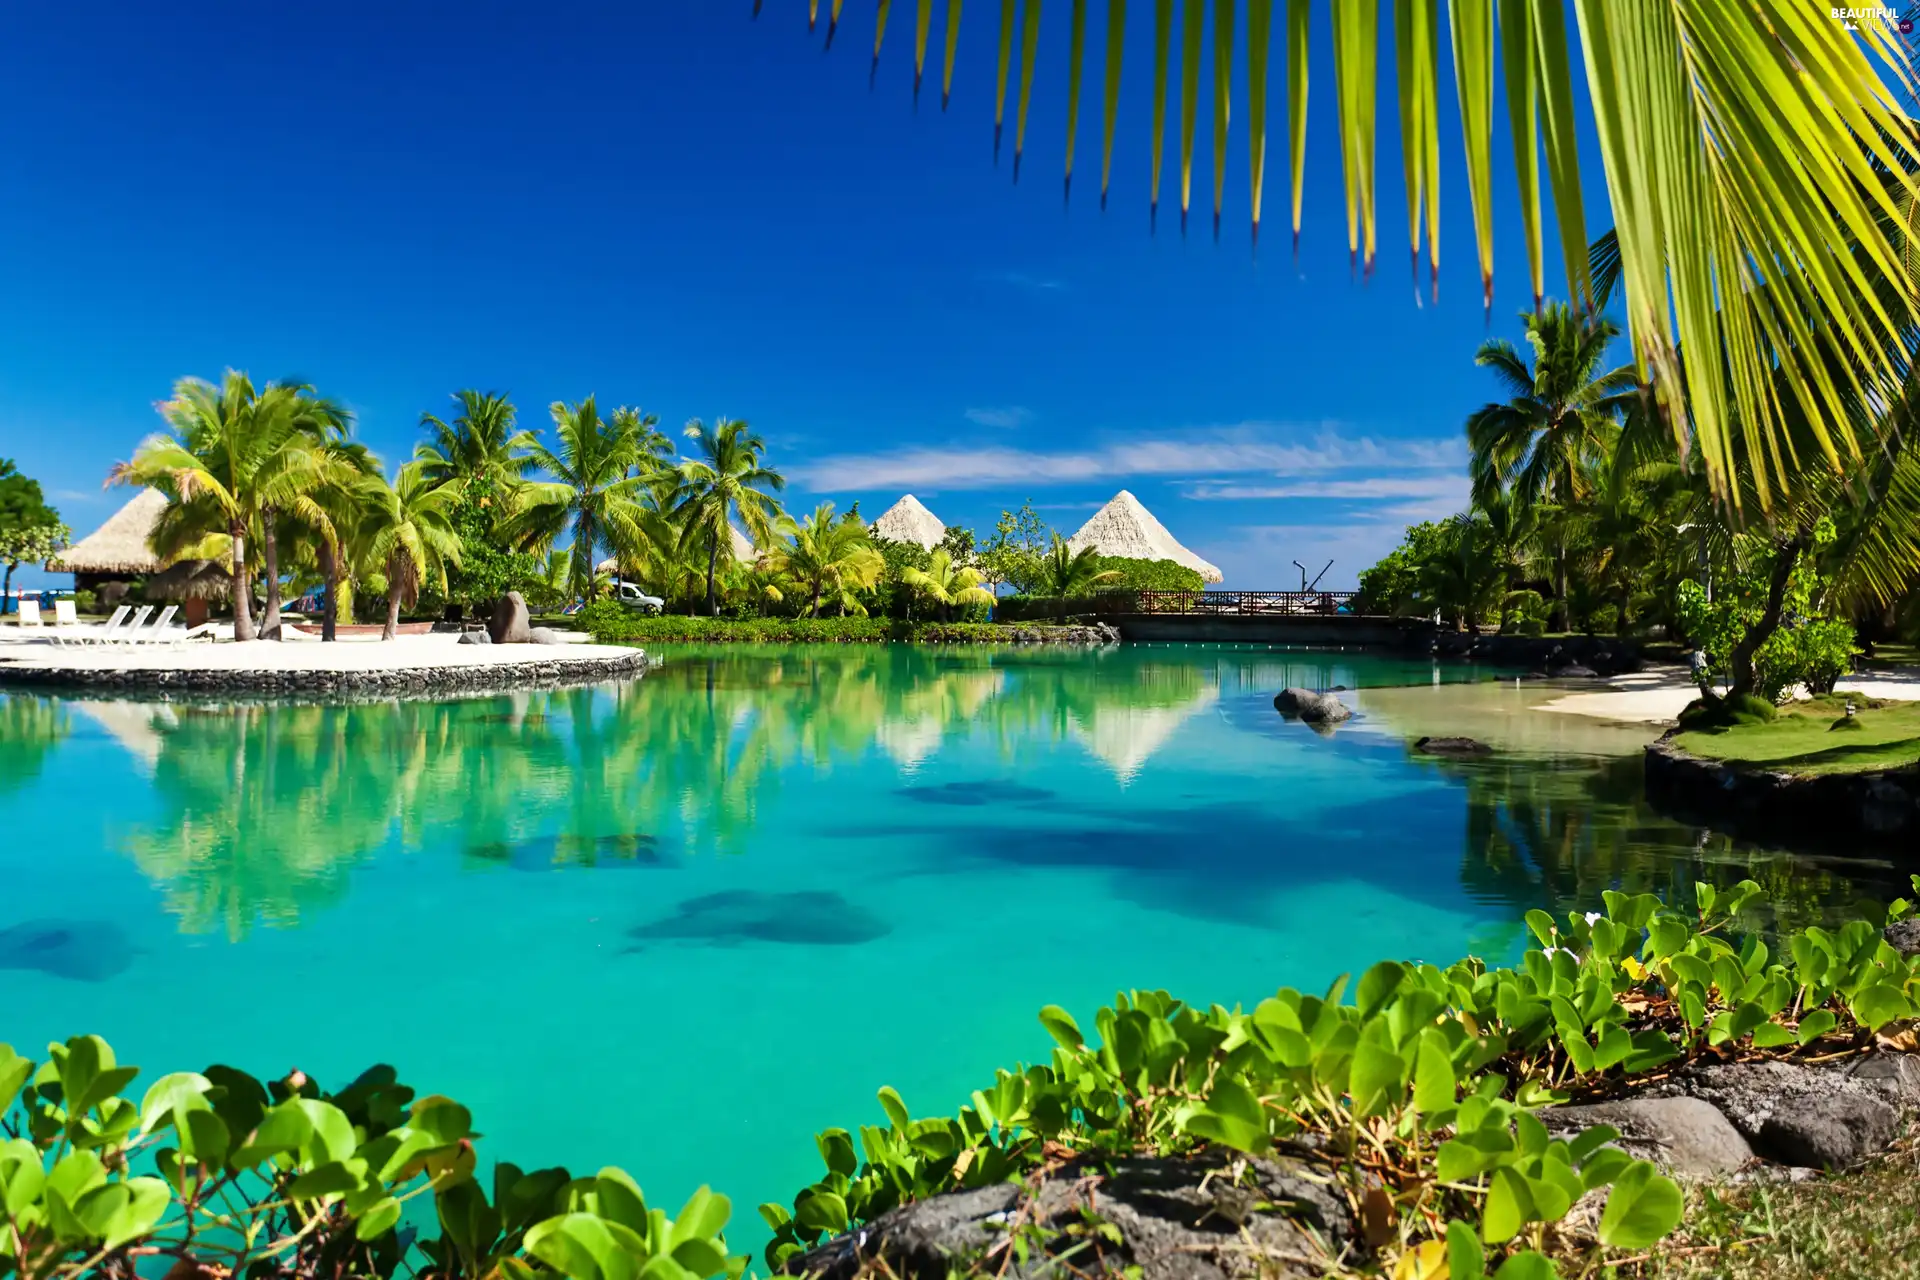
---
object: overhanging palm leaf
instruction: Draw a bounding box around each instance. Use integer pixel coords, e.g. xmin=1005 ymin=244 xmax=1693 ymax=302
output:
xmin=780 ymin=0 xmax=1920 ymax=507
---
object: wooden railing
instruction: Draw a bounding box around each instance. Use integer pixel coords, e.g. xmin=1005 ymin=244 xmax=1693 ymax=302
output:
xmin=1087 ymin=590 xmax=1360 ymax=616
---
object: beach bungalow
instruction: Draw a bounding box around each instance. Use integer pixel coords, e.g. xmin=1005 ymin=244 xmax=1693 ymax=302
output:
xmin=1066 ymin=490 xmax=1223 ymax=584
xmin=870 ymin=494 xmax=946 ymax=551
xmin=45 ymin=488 xmax=168 ymax=596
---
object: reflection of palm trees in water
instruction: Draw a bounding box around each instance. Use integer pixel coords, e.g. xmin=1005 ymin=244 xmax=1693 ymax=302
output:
xmin=103 ymin=648 xmax=1228 ymax=936
xmin=1445 ymin=752 xmax=1895 ymax=933
xmin=0 ymin=695 xmax=69 ymax=796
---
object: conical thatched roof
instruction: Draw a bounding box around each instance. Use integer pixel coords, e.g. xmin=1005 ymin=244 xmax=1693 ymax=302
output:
xmin=871 ymin=494 xmax=946 ymax=550
xmin=729 ymin=524 xmax=756 ymax=562
xmin=1066 ymin=490 xmax=1223 ymax=584
xmin=47 ymin=489 xmax=169 ymax=575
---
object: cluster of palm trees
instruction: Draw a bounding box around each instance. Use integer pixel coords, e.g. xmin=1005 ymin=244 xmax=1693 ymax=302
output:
xmin=114 ymin=375 xmax=1011 ymax=640
xmin=1363 ymin=294 xmax=1920 ymax=649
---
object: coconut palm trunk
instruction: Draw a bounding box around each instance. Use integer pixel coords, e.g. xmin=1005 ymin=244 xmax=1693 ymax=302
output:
xmin=319 ymin=541 xmax=340 ymax=643
xmin=260 ymin=511 xmax=283 ymax=639
xmin=383 ymin=583 xmax=403 ymax=641
xmin=705 ymin=533 xmax=721 ymax=617
xmin=1553 ymin=538 xmax=1570 ymax=634
xmin=230 ymin=525 xmax=256 ymax=642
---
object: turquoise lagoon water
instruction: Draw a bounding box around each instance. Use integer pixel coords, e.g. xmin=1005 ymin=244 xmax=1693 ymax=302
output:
xmin=0 ymin=643 xmax=1897 ymax=1247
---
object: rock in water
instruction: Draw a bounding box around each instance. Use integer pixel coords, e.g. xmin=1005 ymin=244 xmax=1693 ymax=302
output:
xmin=1414 ymin=736 xmax=1492 ymax=755
xmin=0 ymin=919 xmax=135 ymax=982
xmin=625 ymin=890 xmax=890 ymax=949
xmin=1273 ymin=687 xmax=1352 ymax=725
xmin=488 ymin=591 xmax=532 ymax=644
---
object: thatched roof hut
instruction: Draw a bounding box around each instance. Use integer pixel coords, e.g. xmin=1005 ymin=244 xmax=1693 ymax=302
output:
xmin=46 ymin=489 xmax=169 ymax=583
xmin=145 ymin=558 xmax=232 ymax=601
xmin=871 ymin=494 xmax=946 ymax=550
xmin=1066 ymin=490 xmax=1224 ymax=584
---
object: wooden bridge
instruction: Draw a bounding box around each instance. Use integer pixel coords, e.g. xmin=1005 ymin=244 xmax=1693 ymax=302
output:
xmin=1074 ymin=590 xmax=1418 ymax=646
xmin=1085 ymin=590 xmax=1361 ymax=617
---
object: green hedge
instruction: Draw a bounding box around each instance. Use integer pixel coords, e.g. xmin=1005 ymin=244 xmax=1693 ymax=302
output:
xmin=576 ymin=602 xmax=1096 ymax=645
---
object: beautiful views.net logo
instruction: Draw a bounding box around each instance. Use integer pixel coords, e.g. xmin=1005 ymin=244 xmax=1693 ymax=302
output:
xmin=1831 ymin=5 xmax=1914 ymax=32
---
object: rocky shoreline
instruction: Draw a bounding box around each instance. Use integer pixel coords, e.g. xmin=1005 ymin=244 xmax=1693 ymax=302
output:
xmin=1644 ymin=735 xmax=1920 ymax=846
xmin=0 ymin=650 xmax=652 ymax=699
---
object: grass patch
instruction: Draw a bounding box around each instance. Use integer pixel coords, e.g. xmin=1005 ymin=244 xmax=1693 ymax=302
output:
xmin=1639 ymin=1123 xmax=1920 ymax=1279
xmin=1674 ymin=694 xmax=1920 ymax=775
xmin=575 ymin=606 xmax=1101 ymax=646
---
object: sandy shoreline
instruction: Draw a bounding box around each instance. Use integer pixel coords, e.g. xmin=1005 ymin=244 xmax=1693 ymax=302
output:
xmin=1538 ymin=667 xmax=1920 ymax=725
xmin=0 ymin=630 xmax=639 ymax=675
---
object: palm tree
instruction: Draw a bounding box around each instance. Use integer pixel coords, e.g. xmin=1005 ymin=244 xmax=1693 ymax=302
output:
xmin=799 ymin=4 xmax=1918 ymax=507
xmin=1035 ymin=536 xmax=1122 ymax=621
xmin=512 ymin=400 xmax=669 ymax=600
xmin=115 ymin=371 xmax=348 ymax=642
xmin=279 ymin=439 xmax=381 ymax=642
xmin=1467 ymin=304 xmax=1636 ymax=630
xmin=360 ymin=464 xmax=462 ymax=641
xmin=900 ymin=548 xmax=996 ymax=622
xmin=670 ymin=418 xmax=787 ymax=616
xmin=1420 ymin=514 xmax=1510 ymax=633
xmin=766 ymin=503 xmax=885 ymax=617
xmin=414 ymin=391 xmax=538 ymax=492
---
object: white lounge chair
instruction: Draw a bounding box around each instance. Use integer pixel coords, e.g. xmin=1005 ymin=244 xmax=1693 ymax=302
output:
xmin=128 ymin=605 xmax=179 ymax=646
xmin=14 ymin=599 xmax=45 ymax=632
xmin=71 ymin=604 xmax=131 ymax=645
xmin=97 ymin=605 xmax=153 ymax=646
xmin=52 ymin=599 xmax=76 ymax=627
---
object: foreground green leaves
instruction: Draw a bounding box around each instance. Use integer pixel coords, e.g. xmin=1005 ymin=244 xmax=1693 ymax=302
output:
xmin=765 ymin=878 xmax=1920 ymax=1278
xmin=0 ymin=1044 xmax=742 ymax=1280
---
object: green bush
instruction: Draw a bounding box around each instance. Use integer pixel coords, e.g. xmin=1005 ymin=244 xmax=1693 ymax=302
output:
xmin=1086 ymin=556 xmax=1204 ymax=592
xmin=762 ymin=879 xmax=1920 ymax=1279
xmin=0 ymin=1037 xmax=740 ymax=1280
xmin=1677 ymin=693 xmax=1779 ymax=732
xmin=577 ymin=604 xmax=1099 ymax=646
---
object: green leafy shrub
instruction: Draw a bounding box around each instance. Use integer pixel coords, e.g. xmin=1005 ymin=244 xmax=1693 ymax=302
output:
xmin=1677 ymin=692 xmax=1779 ymax=732
xmin=0 ymin=1038 xmax=741 ymax=1280
xmin=763 ymin=880 xmax=1920 ymax=1279
xmin=1085 ymin=557 xmax=1204 ymax=592
xmin=577 ymin=606 xmax=1097 ymax=646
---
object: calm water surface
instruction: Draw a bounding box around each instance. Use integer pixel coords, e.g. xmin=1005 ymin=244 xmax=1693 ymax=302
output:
xmin=0 ymin=643 xmax=1897 ymax=1243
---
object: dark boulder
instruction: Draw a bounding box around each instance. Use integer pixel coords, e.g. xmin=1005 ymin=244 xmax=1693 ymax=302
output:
xmin=1274 ymin=688 xmax=1352 ymax=726
xmin=785 ymin=1152 xmax=1352 ymax=1280
xmin=1885 ymin=918 xmax=1920 ymax=957
xmin=1542 ymin=1097 xmax=1754 ymax=1178
xmin=488 ymin=591 xmax=532 ymax=644
xmin=457 ymin=629 xmax=492 ymax=645
xmin=1644 ymin=1057 xmax=1920 ymax=1169
xmin=1413 ymin=736 xmax=1491 ymax=756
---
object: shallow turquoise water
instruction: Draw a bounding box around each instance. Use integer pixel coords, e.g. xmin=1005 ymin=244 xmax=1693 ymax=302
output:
xmin=0 ymin=644 xmax=1896 ymax=1250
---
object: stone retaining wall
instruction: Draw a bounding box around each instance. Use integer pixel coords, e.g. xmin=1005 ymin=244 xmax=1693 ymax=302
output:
xmin=0 ymin=651 xmax=650 ymax=700
xmin=1644 ymin=736 xmax=1920 ymax=847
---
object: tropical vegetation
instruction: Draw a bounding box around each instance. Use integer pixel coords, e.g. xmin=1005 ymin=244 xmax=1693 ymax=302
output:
xmin=107 ymin=381 xmax=1187 ymax=639
xmin=0 ymin=459 xmax=67 ymax=616
xmin=1357 ymin=288 xmax=1920 ymax=706
xmin=15 ymin=877 xmax=1920 ymax=1279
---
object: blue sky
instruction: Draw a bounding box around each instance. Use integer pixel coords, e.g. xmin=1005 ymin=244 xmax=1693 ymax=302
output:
xmin=0 ymin=2 xmax=1604 ymax=589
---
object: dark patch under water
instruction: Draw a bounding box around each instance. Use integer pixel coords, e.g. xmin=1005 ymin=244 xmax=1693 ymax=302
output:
xmin=467 ymin=833 xmax=666 ymax=871
xmin=0 ymin=919 xmax=135 ymax=982
xmin=474 ymin=714 xmax=552 ymax=728
xmin=895 ymin=780 xmax=1056 ymax=807
xmin=624 ymin=890 xmax=890 ymax=950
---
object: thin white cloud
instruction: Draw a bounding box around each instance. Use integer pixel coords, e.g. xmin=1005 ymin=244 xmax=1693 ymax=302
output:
xmin=1181 ymin=474 xmax=1468 ymax=502
xmin=964 ymin=406 xmax=1034 ymax=429
xmin=792 ymin=424 xmax=1459 ymax=492
xmin=984 ymin=270 xmax=1066 ymax=291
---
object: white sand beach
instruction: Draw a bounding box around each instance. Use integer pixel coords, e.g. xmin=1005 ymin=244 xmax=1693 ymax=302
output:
xmin=1539 ymin=667 xmax=1920 ymax=725
xmin=0 ymin=629 xmax=637 ymax=675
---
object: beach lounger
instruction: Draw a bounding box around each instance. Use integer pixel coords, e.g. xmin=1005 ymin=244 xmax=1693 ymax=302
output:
xmin=73 ymin=604 xmax=132 ymax=645
xmin=99 ymin=606 xmax=153 ymax=645
xmin=129 ymin=605 xmax=179 ymax=645
xmin=15 ymin=599 xmax=44 ymax=630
